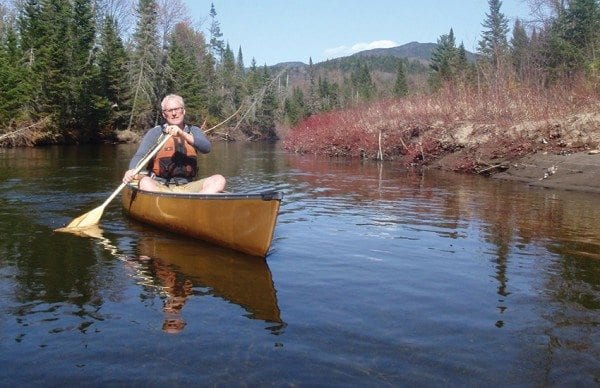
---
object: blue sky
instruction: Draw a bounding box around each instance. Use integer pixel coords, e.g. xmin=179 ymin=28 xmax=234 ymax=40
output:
xmin=182 ymin=0 xmax=531 ymax=66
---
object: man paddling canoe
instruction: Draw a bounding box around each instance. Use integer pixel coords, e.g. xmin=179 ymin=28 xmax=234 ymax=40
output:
xmin=122 ymin=94 xmax=226 ymax=193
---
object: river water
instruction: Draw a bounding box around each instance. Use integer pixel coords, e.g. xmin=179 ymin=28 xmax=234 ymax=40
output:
xmin=0 ymin=142 xmax=598 ymax=385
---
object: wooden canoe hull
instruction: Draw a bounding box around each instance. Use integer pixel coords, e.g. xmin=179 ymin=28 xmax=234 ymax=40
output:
xmin=122 ymin=186 xmax=282 ymax=257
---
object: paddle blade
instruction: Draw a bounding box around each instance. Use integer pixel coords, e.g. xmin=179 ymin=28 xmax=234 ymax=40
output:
xmin=54 ymin=224 xmax=104 ymax=238
xmin=56 ymin=204 xmax=106 ymax=231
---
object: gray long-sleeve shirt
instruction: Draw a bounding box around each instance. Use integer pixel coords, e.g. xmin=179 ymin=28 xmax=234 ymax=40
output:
xmin=128 ymin=124 xmax=211 ymax=170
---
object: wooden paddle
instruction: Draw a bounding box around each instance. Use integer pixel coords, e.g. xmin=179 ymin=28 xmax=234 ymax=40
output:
xmin=56 ymin=134 xmax=172 ymax=231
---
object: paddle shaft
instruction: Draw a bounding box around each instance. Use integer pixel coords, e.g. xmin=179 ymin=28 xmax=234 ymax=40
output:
xmin=106 ymin=133 xmax=173 ymax=205
xmin=60 ymin=134 xmax=172 ymax=229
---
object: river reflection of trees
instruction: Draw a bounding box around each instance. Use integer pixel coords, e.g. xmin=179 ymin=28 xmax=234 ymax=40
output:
xmin=285 ymin=154 xmax=600 ymax=305
xmin=285 ymin=155 xmax=600 ymax=378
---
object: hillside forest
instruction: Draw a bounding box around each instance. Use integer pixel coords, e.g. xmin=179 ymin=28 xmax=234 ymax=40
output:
xmin=1 ymin=0 xmax=600 ymax=168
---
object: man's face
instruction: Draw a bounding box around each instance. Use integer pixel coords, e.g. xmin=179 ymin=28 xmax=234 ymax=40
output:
xmin=162 ymin=101 xmax=185 ymax=126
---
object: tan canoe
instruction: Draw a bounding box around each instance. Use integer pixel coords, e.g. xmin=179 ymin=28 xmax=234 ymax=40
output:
xmin=122 ymin=185 xmax=282 ymax=257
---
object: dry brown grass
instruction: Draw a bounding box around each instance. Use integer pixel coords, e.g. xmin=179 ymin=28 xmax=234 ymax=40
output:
xmin=283 ymin=77 xmax=600 ymax=172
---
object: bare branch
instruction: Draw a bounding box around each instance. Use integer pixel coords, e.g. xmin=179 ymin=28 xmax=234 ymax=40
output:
xmin=156 ymin=0 xmax=190 ymax=48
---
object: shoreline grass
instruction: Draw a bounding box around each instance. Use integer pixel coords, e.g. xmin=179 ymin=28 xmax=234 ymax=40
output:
xmin=282 ymin=77 xmax=600 ymax=172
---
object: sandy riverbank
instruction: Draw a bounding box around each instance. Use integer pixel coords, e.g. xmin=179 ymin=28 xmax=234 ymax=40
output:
xmin=422 ymin=111 xmax=600 ymax=194
xmin=491 ymin=151 xmax=600 ymax=194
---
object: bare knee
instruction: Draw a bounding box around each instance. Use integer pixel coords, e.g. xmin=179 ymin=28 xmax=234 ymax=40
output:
xmin=213 ymin=174 xmax=226 ymax=191
xmin=200 ymin=174 xmax=226 ymax=194
xmin=139 ymin=176 xmax=158 ymax=191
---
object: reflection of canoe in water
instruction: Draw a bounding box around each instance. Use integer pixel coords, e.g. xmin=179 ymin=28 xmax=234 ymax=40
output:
xmin=122 ymin=185 xmax=282 ymax=257
xmin=137 ymin=235 xmax=283 ymax=326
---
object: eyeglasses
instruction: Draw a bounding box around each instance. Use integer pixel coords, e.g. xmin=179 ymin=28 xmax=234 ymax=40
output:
xmin=162 ymin=107 xmax=184 ymax=114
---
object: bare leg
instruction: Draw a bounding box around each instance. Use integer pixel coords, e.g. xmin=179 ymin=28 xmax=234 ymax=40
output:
xmin=199 ymin=174 xmax=226 ymax=194
xmin=139 ymin=176 xmax=161 ymax=191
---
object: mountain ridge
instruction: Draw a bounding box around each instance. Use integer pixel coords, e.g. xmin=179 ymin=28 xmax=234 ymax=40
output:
xmin=271 ymin=41 xmax=437 ymax=68
xmin=270 ymin=40 xmax=476 ymax=69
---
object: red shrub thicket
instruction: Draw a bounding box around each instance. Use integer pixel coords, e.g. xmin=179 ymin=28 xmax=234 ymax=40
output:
xmin=282 ymin=78 xmax=600 ymax=170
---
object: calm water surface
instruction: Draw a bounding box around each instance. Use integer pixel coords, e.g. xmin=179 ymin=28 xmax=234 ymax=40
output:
xmin=0 ymin=142 xmax=598 ymax=386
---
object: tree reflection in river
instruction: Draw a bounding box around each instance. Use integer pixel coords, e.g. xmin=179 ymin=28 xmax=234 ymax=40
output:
xmin=284 ymin=153 xmax=600 ymax=311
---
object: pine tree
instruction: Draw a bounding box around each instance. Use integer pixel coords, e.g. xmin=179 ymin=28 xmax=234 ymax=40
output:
xmin=544 ymin=0 xmax=600 ymax=78
xmin=478 ymin=0 xmax=510 ymax=71
xmin=208 ymin=3 xmax=224 ymax=60
xmin=69 ymin=0 xmax=98 ymax=139
xmin=317 ymin=76 xmax=339 ymax=111
xmin=431 ymin=28 xmax=458 ymax=85
xmin=244 ymin=57 xmax=264 ymax=109
xmin=306 ymin=57 xmax=319 ymax=114
xmin=201 ymin=51 xmax=220 ymax=119
xmin=455 ymin=42 xmax=474 ymax=83
xmin=165 ymin=21 xmax=208 ymax=123
xmin=283 ymin=86 xmax=307 ymax=126
xmin=254 ymin=65 xmax=277 ymax=139
xmin=351 ymin=63 xmax=375 ymax=101
xmin=18 ymin=0 xmax=42 ymax=67
xmin=96 ymin=15 xmax=131 ymax=131
xmin=34 ymin=0 xmax=74 ymax=131
xmin=128 ymin=0 xmax=160 ymax=130
xmin=236 ymin=46 xmax=245 ymax=77
xmin=510 ymin=18 xmax=530 ymax=82
xmin=235 ymin=46 xmax=247 ymax=111
xmin=220 ymin=42 xmax=238 ymax=114
xmin=0 ymin=23 xmax=31 ymax=127
xmin=393 ymin=60 xmax=408 ymax=97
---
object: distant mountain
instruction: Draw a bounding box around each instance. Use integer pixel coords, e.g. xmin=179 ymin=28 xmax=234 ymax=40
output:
xmin=271 ymin=61 xmax=307 ymax=68
xmin=271 ymin=41 xmax=476 ymax=69
xmin=351 ymin=41 xmax=437 ymax=63
xmin=268 ymin=41 xmax=476 ymax=92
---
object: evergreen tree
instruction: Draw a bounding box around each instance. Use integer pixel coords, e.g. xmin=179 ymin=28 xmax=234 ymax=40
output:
xmin=254 ymin=65 xmax=277 ymax=139
xmin=544 ymin=0 xmax=600 ymax=78
xmin=220 ymin=42 xmax=239 ymax=113
xmin=208 ymin=3 xmax=224 ymax=60
xmin=233 ymin=46 xmax=245 ymax=106
xmin=18 ymin=0 xmax=42 ymax=66
xmin=0 ymin=23 xmax=30 ymax=127
xmin=317 ymin=76 xmax=339 ymax=111
xmin=165 ymin=22 xmax=208 ymax=123
xmin=96 ymin=15 xmax=131 ymax=131
xmin=244 ymin=58 xmax=262 ymax=94
xmin=15 ymin=0 xmax=99 ymax=137
xmin=283 ymin=86 xmax=307 ymax=126
xmin=431 ymin=28 xmax=458 ymax=84
xmin=69 ymin=0 xmax=98 ymax=139
xmin=33 ymin=0 xmax=74 ymax=131
xmin=510 ymin=18 xmax=530 ymax=82
xmin=350 ymin=62 xmax=375 ymax=101
xmin=456 ymin=42 xmax=474 ymax=83
xmin=128 ymin=0 xmax=160 ymax=130
xmin=393 ymin=60 xmax=408 ymax=97
xmin=236 ymin=46 xmax=245 ymax=76
xmin=306 ymin=57 xmax=319 ymax=114
xmin=478 ymin=0 xmax=510 ymax=70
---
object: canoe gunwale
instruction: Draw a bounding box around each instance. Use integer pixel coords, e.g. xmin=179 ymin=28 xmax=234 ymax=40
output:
xmin=127 ymin=185 xmax=283 ymax=202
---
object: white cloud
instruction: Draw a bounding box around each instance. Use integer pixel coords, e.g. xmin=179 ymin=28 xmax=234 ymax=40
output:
xmin=323 ymin=40 xmax=398 ymax=59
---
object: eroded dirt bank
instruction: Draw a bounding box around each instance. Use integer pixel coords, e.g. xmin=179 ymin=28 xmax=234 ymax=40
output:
xmin=491 ymin=151 xmax=600 ymax=193
xmin=428 ymin=112 xmax=600 ymax=193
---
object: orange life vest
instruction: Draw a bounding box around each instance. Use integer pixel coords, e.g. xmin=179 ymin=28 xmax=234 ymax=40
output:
xmin=151 ymin=135 xmax=198 ymax=180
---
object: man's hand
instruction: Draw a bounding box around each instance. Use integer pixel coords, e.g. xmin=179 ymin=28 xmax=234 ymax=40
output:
xmin=165 ymin=124 xmax=194 ymax=144
xmin=165 ymin=125 xmax=183 ymax=137
xmin=123 ymin=169 xmax=137 ymax=184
